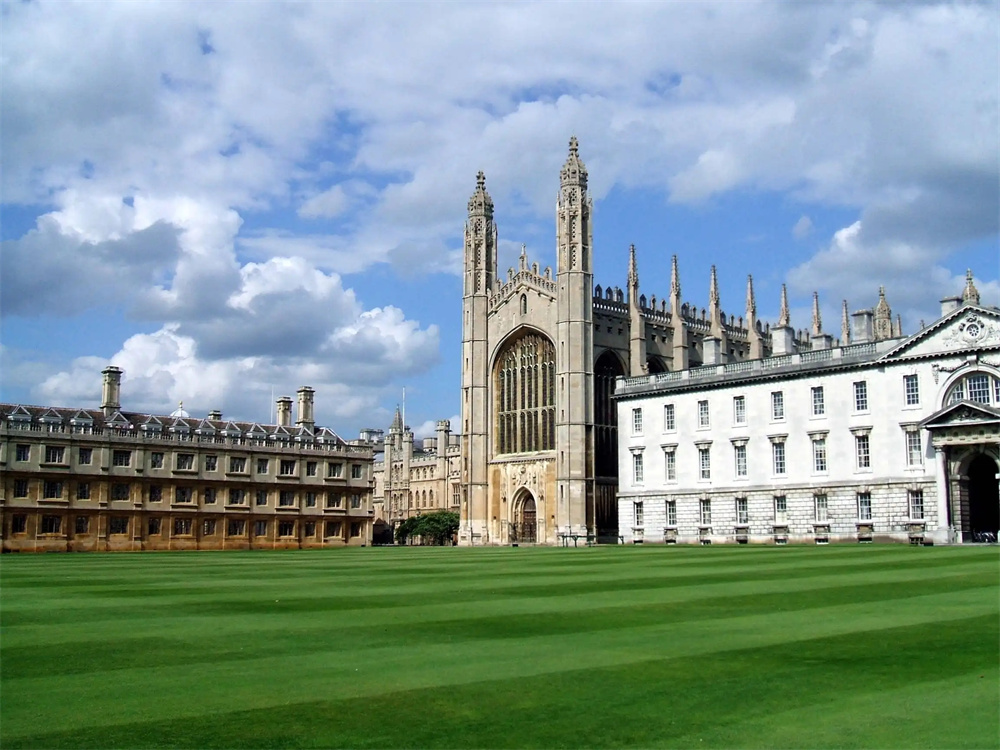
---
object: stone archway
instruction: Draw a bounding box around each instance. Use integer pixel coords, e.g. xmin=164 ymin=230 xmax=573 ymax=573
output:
xmin=966 ymin=454 xmax=999 ymax=542
xmin=512 ymin=490 xmax=537 ymax=543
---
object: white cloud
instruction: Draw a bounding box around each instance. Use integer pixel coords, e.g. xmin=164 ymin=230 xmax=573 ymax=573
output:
xmin=792 ymin=215 xmax=813 ymax=240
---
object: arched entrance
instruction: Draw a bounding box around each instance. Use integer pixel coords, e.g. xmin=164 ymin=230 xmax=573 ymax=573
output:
xmin=966 ymin=454 xmax=999 ymax=542
xmin=512 ymin=491 xmax=537 ymax=543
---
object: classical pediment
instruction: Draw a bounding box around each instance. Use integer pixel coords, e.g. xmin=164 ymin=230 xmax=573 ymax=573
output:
xmin=882 ymin=304 xmax=1000 ymax=360
xmin=920 ymin=400 xmax=1000 ymax=430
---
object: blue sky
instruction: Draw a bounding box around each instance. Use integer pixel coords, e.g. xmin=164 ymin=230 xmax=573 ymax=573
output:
xmin=2 ymin=1 xmax=997 ymax=438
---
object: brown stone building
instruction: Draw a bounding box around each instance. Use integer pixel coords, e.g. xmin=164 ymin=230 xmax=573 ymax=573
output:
xmin=0 ymin=368 xmax=374 ymax=552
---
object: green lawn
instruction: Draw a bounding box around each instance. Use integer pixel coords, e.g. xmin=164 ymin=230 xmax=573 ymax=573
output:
xmin=1 ymin=545 xmax=997 ymax=749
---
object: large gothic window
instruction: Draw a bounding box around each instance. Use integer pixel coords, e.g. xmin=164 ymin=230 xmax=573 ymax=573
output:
xmin=595 ymin=351 xmax=625 ymax=477
xmin=495 ymin=332 xmax=555 ymax=454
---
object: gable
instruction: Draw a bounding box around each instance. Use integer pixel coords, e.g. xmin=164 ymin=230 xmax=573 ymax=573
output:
xmin=883 ymin=305 xmax=1000 ymax=360
xmin=920 ymin=400 xmax=1000 ymax=430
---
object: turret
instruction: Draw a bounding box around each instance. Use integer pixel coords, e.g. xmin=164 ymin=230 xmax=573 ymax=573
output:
xmin=101 ymin=366 xmax=123 ymax=417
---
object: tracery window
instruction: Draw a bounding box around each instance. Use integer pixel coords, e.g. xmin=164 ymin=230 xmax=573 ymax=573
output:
xmin=495 ymin=332 xmax=555 ymax=454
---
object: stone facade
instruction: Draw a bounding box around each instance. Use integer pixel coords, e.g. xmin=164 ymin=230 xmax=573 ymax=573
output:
xmin=1 ymin=368 xmax=375 ymax=552
xmin=616 ymin=274 xmax=1000 ymax=545
xmin=459 ymin=138 xmax=855 ymax=545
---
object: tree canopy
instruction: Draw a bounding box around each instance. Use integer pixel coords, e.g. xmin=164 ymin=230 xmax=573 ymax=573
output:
xmin=395 ymin=511 xmax=459 ymax=545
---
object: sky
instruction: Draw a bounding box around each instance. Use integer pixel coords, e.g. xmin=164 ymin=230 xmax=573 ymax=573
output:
xmin=2 ymin=0 xmax=998 ymax=439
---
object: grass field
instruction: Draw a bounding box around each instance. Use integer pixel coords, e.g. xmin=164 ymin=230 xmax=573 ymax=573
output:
xmin=1 ymin=545 xmax=997 ymax=749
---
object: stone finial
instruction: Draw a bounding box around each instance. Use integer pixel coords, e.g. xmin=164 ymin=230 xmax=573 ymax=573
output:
xmin=519 ymin=244 xmax=527 ymax=270
xmin=627 ymin=244 xmax=638 ymax=289
xmin=467 ymin=170 xmax=494 ymax=216
xmin=709 ymin=265 xmax=720 ymax=307
xmin=894 ymin=313 xmax=903 ymax=338
xmin=745 ymin=275 xmax=756 ymax=320
xmin=963 ymin=269 xmax=980 ymax=305
xmin=560 ymin=136 xmax=588 ymax=188
xmin=670 ymin=254 xmax=681 ymax=298
xmin=841 ymin=299 xmax=851 ymax=344
xmin=778 ymin=284 xmax=790 ymax=327
xmin=390 ymin=406 xmax=403 ymax=433
xmin=811 ymin=291 xmax=822 ymax=336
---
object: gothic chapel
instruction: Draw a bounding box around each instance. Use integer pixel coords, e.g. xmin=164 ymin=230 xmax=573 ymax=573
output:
xmin=460 ymin=139 xmax=803 ymax=545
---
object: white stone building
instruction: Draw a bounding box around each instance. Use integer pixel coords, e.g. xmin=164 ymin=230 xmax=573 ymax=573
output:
xmin=616 ymin=274 xmax=999 ymax=545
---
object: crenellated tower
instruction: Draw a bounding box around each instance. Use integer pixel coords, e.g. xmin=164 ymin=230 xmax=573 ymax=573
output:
xmin=555 ymin=137 xmax=596 ymax=536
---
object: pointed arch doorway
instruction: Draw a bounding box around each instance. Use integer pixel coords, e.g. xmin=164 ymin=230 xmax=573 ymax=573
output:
xmin=512 ymin=490 xmax=537 ymax=543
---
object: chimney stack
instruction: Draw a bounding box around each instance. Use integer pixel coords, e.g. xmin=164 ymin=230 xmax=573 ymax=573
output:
xmin=276 ymin=396 xmax=293 ymax=427
xmin=852 ymin=310 xmax=874 ymax=343
xmin=208 ymin=410 xmax=222 ymax=421
xmin=101 ymin=366 xmax=123 ymax=416
xmin=296 ymin=386 xmax=315 ymax=430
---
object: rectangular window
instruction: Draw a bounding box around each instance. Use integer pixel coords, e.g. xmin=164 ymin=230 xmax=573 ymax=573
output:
xmin=350 ymin=522 xmax=362 ymax=538
xmin=305 ymin=521 xmax=316 ymax=537
xmin=44 ymin=446 xmax=65 ymax=464
xmin=204 ymin=488 xmax=217 ymax=505
xmin=279 ymin=490 xmax=295 ymax=507
xmin=326 ymin=492 xmax=341 ymax=508
xmin=148 ymin=517 xmax=162 ymax=536
xmin=813 ymin=438 xmax=827 ymax=473
xmin=41 ymin=515 xmax=62 ymax=534
xmin=909 ymin=490 xmax=924 ymax=520
xmin=76 ymin=482 xmax=91 ymax=500
xmin=663 ymin=404 xmax=675 ymax=431
xmin=854 ymin=381 xmax=869 ymax=411
xmin=254 ymin=520 xmax=268 ymax=537
xmin=305 ymin=492 xmax=317 ymax=507
xmin=229 ymin=457 xmax=247 ymax=473
xmin=811 ymin=386 xmax=825 ymax=416
xmin=255 ymin=490 xmax=268 ymax=506
xmin=697 ymin=400 xmax=710 ymax=428
xmin=227 ymin=519 xmax=245 ymax=537
xmin=12 ymin=514 xmax=27 ymax=533
xmin=205 ymin=455 xmax=218 ymax=472
xmin=203 ymin=519 xmax=216 ymax=536
xmin=856 ymin=434 xmax=871 ymax=469
xmin=174 ymin=518 xmax=192 ymax=536
xmin=278 ymin=521 xmax=295 ymax=537
xmin=150 ymin=452 xmax=164 ymax=469
xmin=771 ymin=391 xmax=784 ymax=420
xmin=328 ymin=462 xmax=343 ymax=478
xmin=149 ymin=485 xmax=162 ymax=502
xmin=632 ymin=452 xmax=644 ymax=484
xmin=112 ymin=450 xmax=131 ymax=467
xmin=664 ymin=450 xmax=676 ymax=481
xmin=772 ymin=442 xmax=786 ymax=475
xmin=175 ymin=487 xmax=192 ymax=504
xmin=814 ymin=494 xmax=828 ymax=522
xmin=306 ymin=461 xmax=317 ymax=477
xmin=228 ymin=488 xmax=245 ymax=505
xmin=176 ymin=453 xmax=194 ymax=470
xmin=967 ymin=373 xmax=989 ymax=403
xmin=733 ymin=396 xmax=746 ymax=425
xmin=734 ymin=444 xmax=747 ymax=477
xmin=736 ymin=497 xmax=749 ymax=525
xmin=109 ymin=517 xmax=129 ymax=535
xmin=78 ymin=447 xmax=92 ymax=465
xmin=774 ymin=495 xmax=787 ymax=524
xmin=350 ymin=494 xmax=362 ymax=509
xmin=698 ymin=447 xmax=711 ymax=480
xmin=43 ymin=481 xmax=63 ymax=499
xmin=111 ymin=483 xmax=130 ymax=501
xmin=906 ymin=431 xmax=923 ymax=466
xmin=256 ymin=458 xmax=269 ymax=474
xmin=280 ymin=459 xmax=296 ymax=476
xmin=15 ymin=444 xmax=30 ymax=461
xmin=699 ymin=499 xmax=712 ymax=526
xmin=857 ymin=492 xmax=872 ymax=521
xmin=326 ymin=521 xmax=342 ymax=537
xmin=666 ymin=500 xmax=677 ymax=527
xmin=13 ymin=479 xmax=29 ymax=497
xmin=75 ymin=516 xmax=89 ymax=534
xmin=904 ymin=374 xmax=920 ymax=405
xmin=634 ymin=501 xmax=644 ymax=527
xmin=632 ymin=407 xmax=643 ymax=435
xmin=351 ymin=464 xmax=362 ymax=479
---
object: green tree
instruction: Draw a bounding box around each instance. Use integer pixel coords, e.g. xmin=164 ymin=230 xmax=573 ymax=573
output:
xmin=394 ymin=516 xmax=421 ymax=545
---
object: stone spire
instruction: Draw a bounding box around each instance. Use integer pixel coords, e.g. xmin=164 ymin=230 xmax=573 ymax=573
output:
xmin=709 ymin=265 xmax=720 ymax=308
xmin=670 ymin=254 xmax=681 ymax=299
xmin=464 ymin=170 xmax=497 ymax=295
xmin=745 ymin=275 xmax=763 ymax=359
xmin=669 ymin=254 xmax=687 ymax=370
xmin=874 ymin=285 xmax=892 ymax=340
xmin=627 ymin=244 xmax=646 ymax=376
xmin=390 ymin=405 xmax=403 ymax=433
xmin=811 ymin=291 xmax=822 ymax=336
xmin=706 ymin=264 xmax=728 ymax=364
xmin=841 ymin=300 xmax=851 ymax=345
xmin=560 ymin=136 xmax=588 ymax=190
xmin=894 ymin=314 xmax=903 ymax=338
xmin=627 ymin=244 xmax=638 ymax=290
xmin=778 ymin=284 xmax=790 ymax=327
xmin=963 ymin=269 xmax=980 ymax=305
